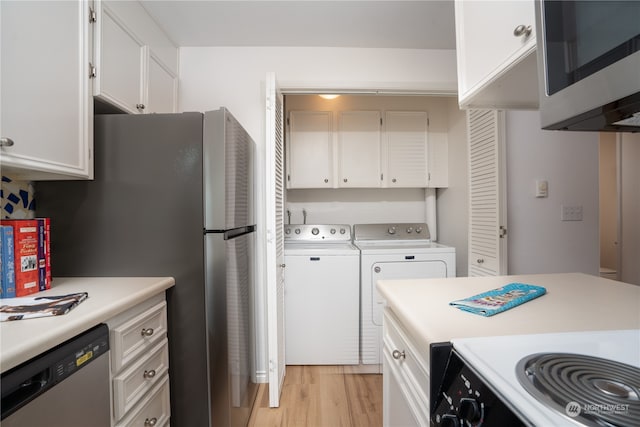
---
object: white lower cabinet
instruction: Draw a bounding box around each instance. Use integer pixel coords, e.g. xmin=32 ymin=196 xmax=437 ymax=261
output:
xmin=382 ymin=308 xmax=430 ymax=427
xmin=107 ymin=293 xmax=170 ymax=426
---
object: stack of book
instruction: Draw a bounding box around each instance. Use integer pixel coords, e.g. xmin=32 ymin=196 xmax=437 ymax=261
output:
xmin=1 ymin=218 xmax=52 ymax=298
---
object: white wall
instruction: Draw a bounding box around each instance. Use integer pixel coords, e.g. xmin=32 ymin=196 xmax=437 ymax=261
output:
xmin=286 ymin=188 xmax=428 ymax=225
xmin=436 ymin=99 xmax=469 ymax=277
xmin=179 ymin=46 xmax=457 ymax=382
xmin=505 ymin=111 xmax=600 ymax=275
xmin=179 ymin=47 xmax=457 ymax=142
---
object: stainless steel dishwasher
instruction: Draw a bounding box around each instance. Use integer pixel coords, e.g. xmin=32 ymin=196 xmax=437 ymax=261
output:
xmin=1 ymin=323 xmax=110 ymax=427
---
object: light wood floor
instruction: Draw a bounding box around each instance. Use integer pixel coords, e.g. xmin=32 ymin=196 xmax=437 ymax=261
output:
xmin=248 ymin=366 xmax=383 ymax=427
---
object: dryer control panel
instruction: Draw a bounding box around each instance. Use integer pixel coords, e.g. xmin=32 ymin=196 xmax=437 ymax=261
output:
xmin=354 ymin=223 xmax=431 ymax=241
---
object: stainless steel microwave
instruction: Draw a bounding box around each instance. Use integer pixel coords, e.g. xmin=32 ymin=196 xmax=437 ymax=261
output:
xmin=535 ymin=0 xmax=640 ymax=132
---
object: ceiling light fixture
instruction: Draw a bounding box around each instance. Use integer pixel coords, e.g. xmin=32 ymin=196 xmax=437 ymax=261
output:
xmin=319 ymin=94 xmax=340 ymax=100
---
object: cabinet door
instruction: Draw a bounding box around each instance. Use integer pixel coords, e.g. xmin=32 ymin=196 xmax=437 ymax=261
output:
xmin=383 ymin=350 xmax=420 ymax=427
xmin=0 ymin=0 xmax=93 ymax=180
xmin=385 ymin=111 xmax=429 ymax=187
xmin=287 ymin=111 xmax=333 ymax=188
xmin=94 ymin=2 xmax=145 ymax=114
xmin=147 ymin=52 xmax=177 ymax=114
xmin=455 ymin=0 xmax=538 ymax=108
xmin=338 ymin=111 xmax=381 ymax=187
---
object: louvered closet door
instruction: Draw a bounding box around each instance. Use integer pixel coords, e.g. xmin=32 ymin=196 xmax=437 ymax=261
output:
xmin=467 ymin=110 xmax=507 ymax=276
xmin=265 ymin=72 xmax=286 ymax=407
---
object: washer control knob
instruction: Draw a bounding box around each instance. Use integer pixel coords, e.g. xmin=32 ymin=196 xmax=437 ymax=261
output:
xmin=311 ymin=227 xmax=320 ymax=235
xmin=330 ymin=228 xmax=336 ymax=234
xmin=295 ymin=228 xmax=301 ymax=234
xmin=406 ymin=227 xmax=413 ymax=233
xmin=388 ymin=227 xmax=396 ymax=235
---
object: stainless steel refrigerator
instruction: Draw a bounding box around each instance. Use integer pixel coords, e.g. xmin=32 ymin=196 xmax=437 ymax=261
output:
xmin=35 ymin=108 xmax=258 ymax=427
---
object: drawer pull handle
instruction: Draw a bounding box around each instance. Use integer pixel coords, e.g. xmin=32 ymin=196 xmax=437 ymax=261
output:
xmin=141 ymin=328 xmax=155 ymax=337
xmin=144 ymin=417 xmax=158 ymax=426
xmin=477 ymin=258 xmax=484 ymax=264
xmin=143 ymin=369 xmax=156 ymax=379
xmin=392 ymin=349 xmax=406 ymax=360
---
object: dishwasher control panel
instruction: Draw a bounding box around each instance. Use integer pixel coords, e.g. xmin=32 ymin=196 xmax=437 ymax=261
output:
xmin=54 ymin=328 xmax=109 ymax=383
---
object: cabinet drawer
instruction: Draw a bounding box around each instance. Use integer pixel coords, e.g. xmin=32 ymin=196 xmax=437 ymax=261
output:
xmin=111 ymin=301 xmax=167 ymax=373
xmin=115 ymin=375 xmax=171 ymax=427
xmin=383 ymin=309 xmax=430 ymax=417
xmin=113 ymin=338 xmax=170 ymax=420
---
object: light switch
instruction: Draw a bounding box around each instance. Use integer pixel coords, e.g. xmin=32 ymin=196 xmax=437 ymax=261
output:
xmin=535 ymin=180 xmax=548 ymax=198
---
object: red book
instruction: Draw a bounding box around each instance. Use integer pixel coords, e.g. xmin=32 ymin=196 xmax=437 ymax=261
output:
xmin=1 ymin=220 xmax=40 ymax=296
xmin=43 ymin=218 xmax=52 ymax=289
xmin=36 ymin=219 xmax=48 ymax=291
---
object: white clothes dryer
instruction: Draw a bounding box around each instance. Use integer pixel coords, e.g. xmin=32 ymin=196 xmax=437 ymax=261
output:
xmin=353 ymin=223 xmax=456 ymax=372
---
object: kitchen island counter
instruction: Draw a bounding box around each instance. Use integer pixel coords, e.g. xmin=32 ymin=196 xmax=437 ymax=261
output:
xmin=0 ymin=276 xmax=175 ymax=373
xmin=377 ymin=272 xmax=640 ymax=363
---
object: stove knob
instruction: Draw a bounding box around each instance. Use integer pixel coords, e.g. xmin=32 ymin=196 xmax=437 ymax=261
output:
xmin=285 ymin=228 xmax=291 ymax=234
xmin=330 ymin=228 xmax=336 ymax=234
xmin=388 ymin=227 xmax=396 ymax=235
xmin=406 ymin=227 xmax=413 ymax=233
xmin=458 ymin=398 xmax=481 ymax=424
xmin=311 ymin=227 xmax=320 ymax=235
xmin=416 ymin=227 xmax=423 ymax=233
xmin=295 ymin=228 xmax=301 ymax=234
xmin=340 ymin=228 xmax=346 ymax=234
xmin=440 ymin=414 xmax=460 ymax=427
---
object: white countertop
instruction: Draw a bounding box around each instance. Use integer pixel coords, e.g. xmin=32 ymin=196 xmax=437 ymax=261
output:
xmin=377 ymin=273 xmax=640 ymax=361
xmin=0 ymin=276 xmax=175 ymax=373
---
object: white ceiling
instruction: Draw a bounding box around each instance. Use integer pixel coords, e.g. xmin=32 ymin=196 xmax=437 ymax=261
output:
xmin=140 ymin=0 xmax=456 ymax=49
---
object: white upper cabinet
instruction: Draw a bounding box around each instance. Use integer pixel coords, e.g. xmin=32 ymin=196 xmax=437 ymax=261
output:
xmin=454 ymin=0 xmax=539 ymax=109
xmin=338 ymin=111 xmax=382 ymax=188
xmin=287 ymin=111 xmax=333 ymax=189
xmin=94 ymin=5 xmax=145 ymax=113
xmin=286 ymin=108 xmax=446 ymax=189
xmin=0 ymin=0 xmax=94 ymax=180
xmin=147 ymin=53 xmax=178 ymax=114
xmin=384 ymin=111 xmax=429 ymax=187
xmin=94 ymin=0 xmax=178 ymax=114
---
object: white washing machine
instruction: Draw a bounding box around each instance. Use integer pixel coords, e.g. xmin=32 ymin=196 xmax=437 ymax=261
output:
xmin=354 ymin=223 xmax=456 ymax=371
xmin=284 ymin=224 xmax=360 ymax=365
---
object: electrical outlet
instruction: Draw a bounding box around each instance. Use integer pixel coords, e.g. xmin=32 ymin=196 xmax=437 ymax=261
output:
xmin=561 ymin=205 xmax=583 ymax=221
